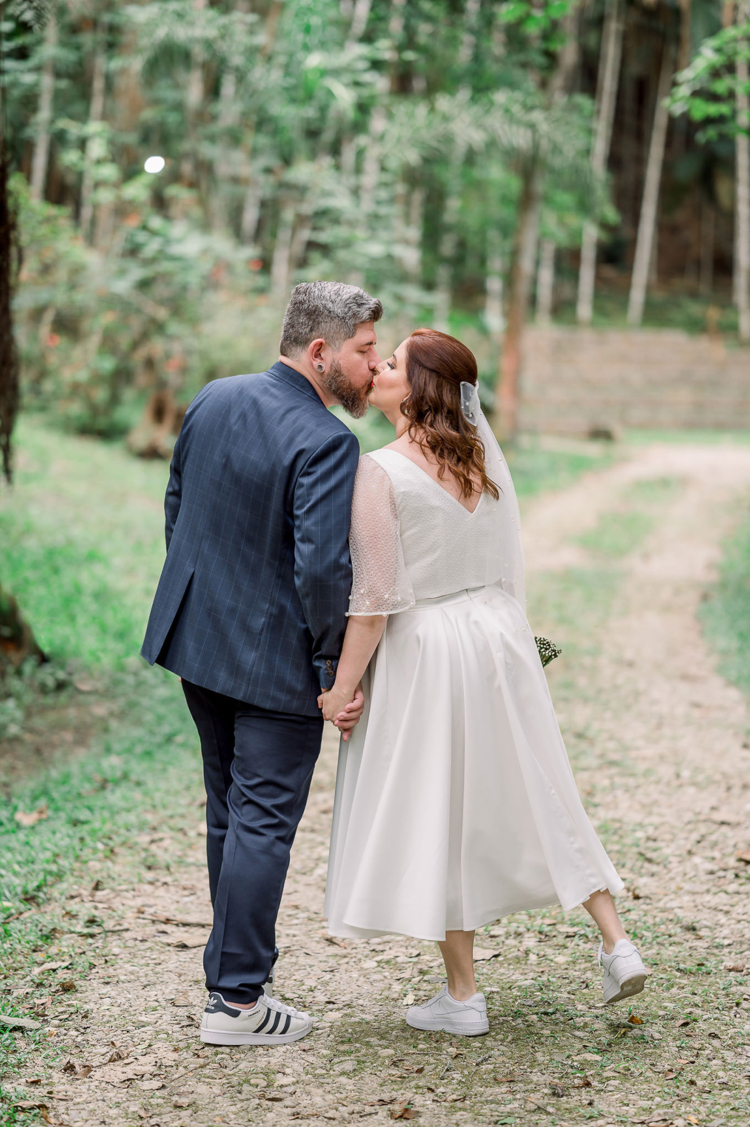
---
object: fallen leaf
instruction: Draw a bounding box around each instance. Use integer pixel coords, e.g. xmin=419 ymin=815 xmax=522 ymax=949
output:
xmin=549 ymin=1082 xmax=566 ymax=1097
xmin=62 ymin=1060 xmax=92 ymax=1079
xmin=449 ymin=1048 xmax=464 ymax=1059
xmin=74 ymin=678 xmax=97 ymax=692
xmin=368 ymin=1099 xmax=396 ymax=1106
xmin=0 ymin=1013 xmax=41 ymax=1031
xmin=494 ymin=1075 xmax=518 ymax=1084
xmin=144 ymin=913 xmax=212 ymax=928
xmin=735 ymin=850 xmax=750 ymax=864
xmin=726 ymin=963 xmax=746 ymax=973
xmin=25 ymin=1079 xmax=43 ymax=1085
xmin=402 ymin=993 xmax=415 ymax=1006
xmin=627 ymin=1014 xmax=644 ymax=1025
xmin=32 ymin=961 xmax=72 ymax=977
xmin=173 ymin=1097 xmax=193 ymax=1108
xmin=570 ymin=1077 xmax=592 ymax=1089
xmin=390 ymin=1108 xmax=419 ymax=1121
xmin=664 ymin=1071 xmax=679 ymax=1080
xmin=473 ymin=947 xmax=501 ymax=961
xmin=677 ymin=1018 xmax=691 ymax=1027
xmin=138 ymin=1080 xmax=164 ymax=1091
xmin=14 ymin=805 xmax=48 ymax=827
xmin=159 ymin=932 xmax=207 ymax=949
xmin=13 ymin=1102 xmax=50 ymax=1112
xmin=171 ymin=994 xmax=192 ymax=1006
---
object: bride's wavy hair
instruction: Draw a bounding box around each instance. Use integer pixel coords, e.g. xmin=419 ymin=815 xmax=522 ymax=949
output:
xmin=401 ymin=328 xmax=500 ymax=501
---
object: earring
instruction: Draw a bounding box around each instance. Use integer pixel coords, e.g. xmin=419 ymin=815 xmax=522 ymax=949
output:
xmin=315 ymin=363 xmax=325 ymax=373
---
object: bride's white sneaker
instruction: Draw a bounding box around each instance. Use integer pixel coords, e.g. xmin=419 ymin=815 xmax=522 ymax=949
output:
xmin=599 ymin=939 xmax=650 ymax=1004
xmin=406 ymin=986 xmax=489 ymax=1036
xmin=200 ymin=991 xmax=312 ymax=1045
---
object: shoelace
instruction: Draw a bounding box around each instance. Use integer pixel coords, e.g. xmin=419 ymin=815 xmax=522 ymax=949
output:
xmin=264 ymin=995 xmax=307 ymax=1018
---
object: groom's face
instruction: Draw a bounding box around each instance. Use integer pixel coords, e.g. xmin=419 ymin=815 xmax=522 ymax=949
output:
xmin=326 ymin=321 xmax=381 ymax=419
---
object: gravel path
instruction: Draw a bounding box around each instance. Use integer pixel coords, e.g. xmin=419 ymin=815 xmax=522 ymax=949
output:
xmin=9 ymin=441 xmax=750 ymax=1127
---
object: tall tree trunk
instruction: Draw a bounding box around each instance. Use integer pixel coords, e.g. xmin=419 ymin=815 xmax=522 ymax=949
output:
xmin=432 ymin=0 xmax=481 ymax=330
xmin=346 ymin=0 xmax=372 ymax=45
xmin=496 ymin=162 xmax=541 ymax=441
xmin=736 ymin=0 xmax=750 ymax=342
xmin=30 ymin=14 xmax=57 ymax=202
xmin=180 ymin=0 xmax=207 ymax=194
xmin=699 ymin=197 xmax=715 ymax=295
xmin=535 ymin=237 xmax=555 ymax=324
xmin=494 ymin=2 xmax=580 ymax=440
xmin=0 ymin=95 xmax=19 ymax=484
xmin=627 ymin=41 xmax=674 ymax=327
xmin=270 ymin=203 xmax=295 ymax=302
xmin=211 ymin=69 xmax=238 ymax=233
xmin=484 ymin=229 xmax=505 ymax=341
xmin=79 ymin=32 xmax=106 ymax=242
xmin=576 ymin=0 xmax=623 ymax=324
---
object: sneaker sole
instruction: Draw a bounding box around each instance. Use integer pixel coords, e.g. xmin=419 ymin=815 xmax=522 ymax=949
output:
xmin=200 ymin=1022 xmax=312 ymax=1046
xmin=405 ymin=1014 xmax=489 ymax=1036
xmin=604 ymin=972 xmax=648 ymax=1004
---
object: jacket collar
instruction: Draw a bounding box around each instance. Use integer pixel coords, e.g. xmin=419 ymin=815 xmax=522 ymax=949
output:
xmin=269 ymin=360 xmax=328 ymax=409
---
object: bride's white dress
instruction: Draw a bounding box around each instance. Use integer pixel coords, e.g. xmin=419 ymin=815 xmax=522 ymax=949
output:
xmin=325 ymin=417 xmax=623 ymax=942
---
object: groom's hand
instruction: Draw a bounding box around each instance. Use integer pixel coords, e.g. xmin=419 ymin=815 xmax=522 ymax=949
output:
xmin=335 ymin=683 xmax=365 ymax=743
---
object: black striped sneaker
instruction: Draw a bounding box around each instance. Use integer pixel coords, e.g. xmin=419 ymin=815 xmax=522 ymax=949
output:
xmin=200 ymin=991 xmax=312 ymax=1046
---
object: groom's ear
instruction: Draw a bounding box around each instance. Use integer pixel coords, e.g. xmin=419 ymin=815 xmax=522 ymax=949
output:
xmin=308 ymin=338 xmax=327 ymax=367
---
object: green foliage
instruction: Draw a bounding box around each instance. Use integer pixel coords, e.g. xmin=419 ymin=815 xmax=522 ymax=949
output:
xmin=3 ymin=0 xmax=602 ymax=435
xmin=700 ymin=501 xmax=750 ymax=697
xmin=670 ymin=20 xmax=750 ymax=142
xmin=0 ymin=416 xmax=169 ymax=668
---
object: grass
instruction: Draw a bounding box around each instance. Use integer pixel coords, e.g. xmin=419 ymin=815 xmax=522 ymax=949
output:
xmin=700 ymin=500 xmax=750 ymax=699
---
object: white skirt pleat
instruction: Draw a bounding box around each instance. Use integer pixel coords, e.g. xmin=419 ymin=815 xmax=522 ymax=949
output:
xmin=324 ymin=586 xmax=623 ymax=942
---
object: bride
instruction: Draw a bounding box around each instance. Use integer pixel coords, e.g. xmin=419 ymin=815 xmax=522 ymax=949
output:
xmin=319 ymin=329 xmax=649 ymax=1036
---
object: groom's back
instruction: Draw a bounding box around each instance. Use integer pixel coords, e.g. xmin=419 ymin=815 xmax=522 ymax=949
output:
xmin=141 ymin=363 xmax=360 ymax=716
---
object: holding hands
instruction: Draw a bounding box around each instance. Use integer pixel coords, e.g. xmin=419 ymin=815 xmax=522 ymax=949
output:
xmin=318 ymin=683 xmax=365 ymax=742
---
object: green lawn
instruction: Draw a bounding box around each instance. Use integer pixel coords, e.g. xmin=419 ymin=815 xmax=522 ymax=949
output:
xmin=700 ymin=502 xmax=750 ymax=700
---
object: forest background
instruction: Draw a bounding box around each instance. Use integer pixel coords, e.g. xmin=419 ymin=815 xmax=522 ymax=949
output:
xmin=3 ymin=4 xmax=750 ymax=1122
xmin=2 ymin=0 xmax=750 ymax=462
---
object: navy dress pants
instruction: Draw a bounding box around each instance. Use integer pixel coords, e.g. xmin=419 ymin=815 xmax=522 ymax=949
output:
xmin=181 ymin=680 xmax=323 ymax=1005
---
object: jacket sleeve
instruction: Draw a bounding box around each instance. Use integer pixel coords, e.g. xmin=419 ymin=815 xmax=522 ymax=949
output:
xmin=164 ymin=430 xmax=182 ymax=551
xmin=293 ymin=428 xmax=360 ymax=691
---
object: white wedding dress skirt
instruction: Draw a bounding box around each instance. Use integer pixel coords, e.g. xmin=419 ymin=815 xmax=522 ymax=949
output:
xmin=325 ymin=585 xmax=623 ymax=941
xmin=324 ymin=431 xmax=623 ymax=943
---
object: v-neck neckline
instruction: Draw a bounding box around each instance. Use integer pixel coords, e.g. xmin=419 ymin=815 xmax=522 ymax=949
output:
xmin=379 ymin=448 xmax=485 ymax=516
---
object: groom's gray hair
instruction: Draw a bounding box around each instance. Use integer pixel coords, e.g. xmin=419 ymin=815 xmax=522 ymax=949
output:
xmin=279 ymin=281 xmax=383 ymax=357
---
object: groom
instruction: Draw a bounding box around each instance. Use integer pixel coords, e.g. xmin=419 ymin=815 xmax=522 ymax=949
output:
xmin=142 ymin=281 xmax=383 ymax=1045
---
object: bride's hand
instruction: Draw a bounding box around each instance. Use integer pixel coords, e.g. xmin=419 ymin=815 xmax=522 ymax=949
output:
xmin=318 ymin=683 xmax=364 ymax=740
xmin=318 ymin=683 xmax=350 ymax=723
xmin=333 ymin=683 xmax=364 ymax=742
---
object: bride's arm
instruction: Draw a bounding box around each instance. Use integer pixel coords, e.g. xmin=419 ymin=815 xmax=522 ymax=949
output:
xmin=318 ymin=615 xmax=386 ymax=724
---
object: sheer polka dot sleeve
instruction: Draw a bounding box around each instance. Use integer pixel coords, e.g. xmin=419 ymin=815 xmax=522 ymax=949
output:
xmin=347 ymin=455 xmax=415 ymax=617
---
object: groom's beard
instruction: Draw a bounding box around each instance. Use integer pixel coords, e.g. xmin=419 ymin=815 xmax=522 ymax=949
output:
xmin=323 ymin=359 xmax=370 ymax=419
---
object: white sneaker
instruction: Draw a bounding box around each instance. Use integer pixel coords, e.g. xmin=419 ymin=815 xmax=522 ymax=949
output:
xmin=406 ymin=986 xmax=489 ymax=1036
xmin=599 ymin=939 xmax=650 ymax=1004
xmin=200 ymin=991 xmax=312 ymax=1045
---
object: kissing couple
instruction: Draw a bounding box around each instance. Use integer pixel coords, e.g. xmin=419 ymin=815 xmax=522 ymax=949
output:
xmin=142 ymin=281 xmax=649 ymax=1046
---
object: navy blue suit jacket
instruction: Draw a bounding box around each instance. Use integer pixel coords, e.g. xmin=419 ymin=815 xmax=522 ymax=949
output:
xmin=141 ymin=362 xmax=360 ymax=717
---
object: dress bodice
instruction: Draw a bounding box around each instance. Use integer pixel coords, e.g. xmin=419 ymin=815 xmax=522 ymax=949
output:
xmin=366 ymin=449 xmax=507 ymax=601
xmin=347 ymin=443 xmax=526 ymax=616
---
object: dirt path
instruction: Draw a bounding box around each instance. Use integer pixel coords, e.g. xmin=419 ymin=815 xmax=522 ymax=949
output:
xmin=10 ymin=442 xmax=750 ymax=1127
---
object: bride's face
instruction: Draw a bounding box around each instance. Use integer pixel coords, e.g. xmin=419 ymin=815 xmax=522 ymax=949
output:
xmin=368 ymin=338 xmax=410 ymax=418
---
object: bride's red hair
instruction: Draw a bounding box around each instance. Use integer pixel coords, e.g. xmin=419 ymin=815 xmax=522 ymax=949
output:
xmin=402 ymin=328 xmax=499 ymax=501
